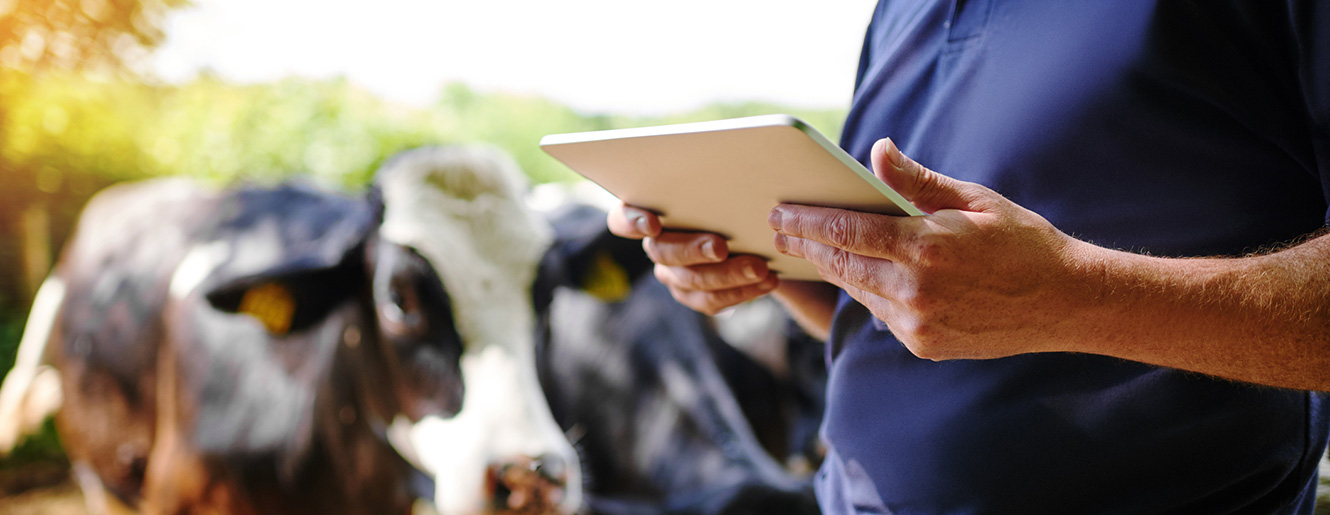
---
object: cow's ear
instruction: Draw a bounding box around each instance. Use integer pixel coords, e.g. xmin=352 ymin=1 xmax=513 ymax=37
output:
xmin=542 ymin=203 xmax=654 ymax=302
xmin=203 ymin=190 xmax=375 ymax=336
xmin=205 ymin=259 xmax=364 ymax=336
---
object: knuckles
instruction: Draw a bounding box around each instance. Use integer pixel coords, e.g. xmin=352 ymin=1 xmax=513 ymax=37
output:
xmin=829 ymin=249 xmax=857 ymax=281
xmin=910 ymin=239 xmax=946 ymax=269
xmin=826 ymin=214 xmax=853 ymax=249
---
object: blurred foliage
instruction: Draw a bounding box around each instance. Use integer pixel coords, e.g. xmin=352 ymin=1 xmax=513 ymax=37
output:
xmin=0 ymin=0 xmax=192 ymax=376
xmin=0 ymin=302 xmax=18 ymax=378
xmin=0 ymin=0 xmax=187 ymax=74
xmin=1 ymin=73 xmax=847 ymax=190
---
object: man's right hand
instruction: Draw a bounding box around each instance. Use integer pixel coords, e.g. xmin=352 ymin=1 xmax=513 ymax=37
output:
xmin=607 ymin=204 xmax=779 ymax=315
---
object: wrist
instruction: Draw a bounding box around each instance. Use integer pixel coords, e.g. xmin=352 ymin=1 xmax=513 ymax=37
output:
xmin=771 ymin=280 xmax=839 ymax=342
xmin=1041 ymin=236 xmax=1142 ymax=355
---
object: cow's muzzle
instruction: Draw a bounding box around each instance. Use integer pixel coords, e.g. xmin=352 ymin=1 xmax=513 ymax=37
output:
xmin=485 ymin=454 xmax=569 ymax=515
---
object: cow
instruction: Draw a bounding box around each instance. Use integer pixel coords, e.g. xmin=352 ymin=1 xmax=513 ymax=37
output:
xmin=707 ymin=299 xmax=828 ymax=479
xmin=369 ymin=145 xmax=585 ymax=515
xmin=0 ymin=177 xmax=471 ymax=514
xmin=532 ymin=201 xmax=824 ymax=515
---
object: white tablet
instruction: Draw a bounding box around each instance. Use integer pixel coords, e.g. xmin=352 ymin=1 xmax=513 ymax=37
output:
xmin=539 ymin=114 xmax=922 ymax=281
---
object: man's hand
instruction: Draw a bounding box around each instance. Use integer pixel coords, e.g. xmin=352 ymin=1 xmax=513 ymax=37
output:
xmin=607 ymin=205 xmax=779 ymax=315
xmin=769 ymin=138 xmax=1100 ymax=360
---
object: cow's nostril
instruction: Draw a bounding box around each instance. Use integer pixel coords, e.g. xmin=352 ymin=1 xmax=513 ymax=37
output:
xmin=534 ymin=453 xmax=567 ymax=485
xmin=486 ymin=456 xmax=568 ymax=514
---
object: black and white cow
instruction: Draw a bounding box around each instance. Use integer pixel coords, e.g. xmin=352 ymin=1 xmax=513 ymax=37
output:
xmin=371 ymin=146 xmax=584 ymax=515
xmin=0 ymin=177 xmax=469 ymax=514
xmin=533 ymin=202 xmax=824 ymax=515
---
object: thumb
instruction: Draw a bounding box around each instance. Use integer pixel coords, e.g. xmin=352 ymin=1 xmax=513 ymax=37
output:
xmin=871 ymin=138 xmax=986 ymax=213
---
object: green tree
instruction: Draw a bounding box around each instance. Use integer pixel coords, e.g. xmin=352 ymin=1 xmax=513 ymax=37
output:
xmin=0 ymin=0 xmax=188 ymax=474
xmin=0 ymin=0 xmax=187 ymax=73
xmin=0 ymin=0 xmax=189 ymax=311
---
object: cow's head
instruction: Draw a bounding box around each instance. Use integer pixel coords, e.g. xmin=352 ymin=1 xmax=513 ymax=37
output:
xmin=364 ymin=217 xmax=467 ymax=422
xmin=188 ymin=184 xmax=466 ymax=449
xmin=376 ymin=146 xmax=582 ymax=515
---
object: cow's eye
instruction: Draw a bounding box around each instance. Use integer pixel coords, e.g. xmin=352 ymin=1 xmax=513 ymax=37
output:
xmin=383 ymin=277 xmax=424 ymax=332
xmin=392 ymin=279 xmax=419 ymax=311
xmin=380 ymin=282 xmax=407 ymax=324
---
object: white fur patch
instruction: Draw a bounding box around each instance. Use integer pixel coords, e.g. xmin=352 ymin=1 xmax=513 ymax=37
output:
xmin=407 ymin=346 xmax=580 ymax=514
xmin=169 ymin=241 xmax=232 ymax=299
xmin=376 ymin=146 xmax=582 ymax=514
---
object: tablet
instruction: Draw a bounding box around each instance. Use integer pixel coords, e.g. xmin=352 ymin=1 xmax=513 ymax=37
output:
xmin=539 ymin=114 xmax=923 ymax=281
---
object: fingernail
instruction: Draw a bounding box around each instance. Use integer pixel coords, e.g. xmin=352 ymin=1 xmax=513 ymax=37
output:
xmin=873 ymin=138 xmax=889 ymax=162
xmin=743 ymin=264 xmax=758 ymax=280
xmin=885 ymin=138 xmax=907 ymax=168
xmin=702 ymin=239 xmax=718 ymax=260
xmin=773 ymin=233 xmax=788 ymax=254
xmin=632 ymin=214 xmax=651 ymax=235
xmin=768 ymin=207 xmax=784 ymax=231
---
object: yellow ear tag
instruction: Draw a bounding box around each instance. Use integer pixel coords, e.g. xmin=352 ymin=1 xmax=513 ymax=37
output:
xmin=582 ymin=250 xmax=631 ymax=302
xmin=238 ymin=282 xmax=295 ymax=335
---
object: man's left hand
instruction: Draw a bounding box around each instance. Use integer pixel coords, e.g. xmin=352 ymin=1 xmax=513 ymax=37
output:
xmin=768 ymin=138 xmax=1101 ymax=360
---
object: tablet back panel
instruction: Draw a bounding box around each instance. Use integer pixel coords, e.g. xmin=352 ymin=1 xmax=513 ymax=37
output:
xmin=541 ymin=115 xmax=920 ymax=281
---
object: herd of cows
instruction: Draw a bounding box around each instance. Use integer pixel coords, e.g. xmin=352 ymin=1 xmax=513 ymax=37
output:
xmin=0 ymin=145 xmax=827 ymax=515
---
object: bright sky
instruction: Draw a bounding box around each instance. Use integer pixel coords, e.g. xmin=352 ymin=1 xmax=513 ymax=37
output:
xmin=150 ymin=0 xmax=879 ymax=115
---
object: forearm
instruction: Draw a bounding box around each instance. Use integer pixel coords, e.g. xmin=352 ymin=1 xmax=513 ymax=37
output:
xmin=771 ymin=280 xmax=840 ymax=342
xmin=1069 ymin=232 xmax=1330 ymax=390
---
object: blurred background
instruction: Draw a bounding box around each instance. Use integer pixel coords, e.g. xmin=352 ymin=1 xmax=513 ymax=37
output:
xmin=0 ymin=0 xmax=871 ymax=511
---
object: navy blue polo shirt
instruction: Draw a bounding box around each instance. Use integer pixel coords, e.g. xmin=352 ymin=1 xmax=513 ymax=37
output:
xmin=819 ymin=1 xmax=1330 ymax=514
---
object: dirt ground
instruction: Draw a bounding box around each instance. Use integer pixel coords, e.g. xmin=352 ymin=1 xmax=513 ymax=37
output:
xmin=3 ymin=465 xmax=1327 ymax=514
xmin=0 ymin=473 xmax=446 ymax=515
xmin=0 ymin=460 xmax=136 ymax=515
xmin=0 ymin=480 xmax=92 ymax=515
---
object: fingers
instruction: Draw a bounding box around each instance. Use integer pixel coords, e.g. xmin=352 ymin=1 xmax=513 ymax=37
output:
xmin=610 ymin=203 xmax=774 ymax=314
xmin=769 ymin=204 xmax=909 ymax=261
xmin=607 ymin=204 xmax=661 ymax=239
xmin=643 ymin=232 xmax=728 ymax=266
xmin=825 ymin=276 xmax=934 ymax=354
xmin=610 ymin=204 xmax=727 ymax=267
xmin=774 ymin=232 xmax=896 ymax=298
xmin=654 ymin=255 xmax=777 ymax=315
xmin=663 ymin=266 xmax=779 ymax=315
xmin=871 ymin=138 xmax=994 ymax=213
xmin=653 ymin=255 xmax=770 ymax=291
